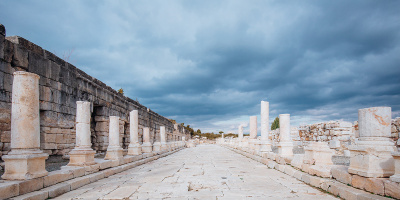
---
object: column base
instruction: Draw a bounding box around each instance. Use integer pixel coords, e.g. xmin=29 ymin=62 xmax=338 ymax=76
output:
xmin=141 ymin=142 xmax=153 ymax=153
xmin=259 ymin=140 xmax=272 ymax=152
xmin=161 ymin=142 xmax=169 ymax=151
xmin=1 ymin=150 xmax=48 ymax=180
xmin=348 ymin=140 xmax=396 ymax=178
xmin=153 ymin=142 xmax=161 ymax=152
xmin=105 ymin=146 xmax=124 ymax=161
xmin=67 ymin=148 xmax=96 ymax=166
xmin=277 ymin=141 xmax=293 ymax=157
xmin=128 ymin=143 xmax=142 ymax=156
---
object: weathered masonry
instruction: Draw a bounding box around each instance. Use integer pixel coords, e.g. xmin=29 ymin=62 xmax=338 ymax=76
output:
xmin=0 ymin=24 xmax=190 ymax=159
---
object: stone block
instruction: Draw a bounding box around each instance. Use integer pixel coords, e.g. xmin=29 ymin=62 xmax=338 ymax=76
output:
xmin=293 ymin=171 xmax=304 ymax=180
xmin=0 ymin=181 xmax=19 ymax=199
xmin=364 ymin=178 xmax=386 ymax=196
xmin=309 ymin=165 xmax=332 ymax=178
xmin=65 ymin=176 xmax=90 ymax=190
xmin=43 ymin=169 xmax=74 ymax=187
xmin=301 ymin=163 xmax=311 ymax=173
xmin=87 ymin=172 xmax=105 ymax=183
xmin=284 ymin=166 xmax=296 ymax=176
xmin=384 ymin=180 xmax=400 ymax=199
xmin=18 ymin=177 xmax=44 ymax=195
xmin=301 ymin=174 xmax=311 ymax=184
xmin=10 ymin=190 xmax=49 ymax=200
xmin=42 ymin=182 xmax=71 ymax=198
xmin=12 ymin=45 xmax=29 ymax=69
xmin=331 ymin=165 xmax=352 ymax=185
xmin=309 ymin=176 xmax=325 ymax=188
xmin=351 ymin=175 xmax=366 ymax=190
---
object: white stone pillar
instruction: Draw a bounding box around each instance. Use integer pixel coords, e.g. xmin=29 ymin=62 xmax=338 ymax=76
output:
xmin=153 ymin=127 xmax=162 ymax=153
xmin=2 ymin=72 xmax=48 ymax=180
xmin=249 ymin=116 xmax=257 ymax=139
xmin=277 ymin=114 xmax=293 ymax=157
xmin=128 ymin=110 xmax=141 ymax=155
xmin=390 ymin=152 xmax=400 ymax=182
xmin=238 ymin=125 xmax=243 ymax=140
xmin=160 ymin=126 xmax=168 ymax=151
xmin=260 ymin=101 xmax=272 ymax=152
xmin=105 ymin=116 xmax=123 ymax=160
xmin=141 ymin=127 xmax=153 ymax=153
xmin=68 ymin=101 xmax=96 ymax=166
xmin=348 ymin=107 xmax=397 ymax=178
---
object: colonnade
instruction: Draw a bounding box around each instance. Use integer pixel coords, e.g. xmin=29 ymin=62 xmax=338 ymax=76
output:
xmin=1 ymin=71 xmax=186 ymax=180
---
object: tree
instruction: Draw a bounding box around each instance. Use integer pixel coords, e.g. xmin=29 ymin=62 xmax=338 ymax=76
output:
xmin=117 ymin=88 xmax=124 ymax=95
xmin=271 ymin=116 xmax=279 ymax=130
xmin=196 ymin=129 xmax=201 ymax=134
xmin=219 ymin=131 xmax=224 ymax=134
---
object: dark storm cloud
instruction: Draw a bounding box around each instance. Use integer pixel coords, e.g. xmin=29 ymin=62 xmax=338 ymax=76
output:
xmin=1 ymin=0 xmax=399 ymax=133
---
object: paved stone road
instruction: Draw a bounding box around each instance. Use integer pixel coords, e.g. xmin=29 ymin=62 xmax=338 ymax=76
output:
xmin=55 ymin=145 xmax=337 ymax=199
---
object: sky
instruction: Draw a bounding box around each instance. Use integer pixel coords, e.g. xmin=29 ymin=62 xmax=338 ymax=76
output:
xmin=1 ymin=0 xmax=400 ymax=134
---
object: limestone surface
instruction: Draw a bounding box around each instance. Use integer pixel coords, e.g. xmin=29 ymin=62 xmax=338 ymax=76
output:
xmin=53 ymin=145 xmax=337 ymax=199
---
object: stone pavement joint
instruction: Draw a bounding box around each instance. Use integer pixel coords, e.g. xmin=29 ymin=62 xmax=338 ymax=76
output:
xmin=53 ymin=144 xmax=338 ymax=199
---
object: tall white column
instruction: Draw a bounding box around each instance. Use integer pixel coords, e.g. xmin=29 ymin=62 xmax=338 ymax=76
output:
xmin=141 ymin=127 xmax=153 ymax=153
xmin=348 ymin=107 xmax=397 ymax=178
xmin=238 ymin=125 xmax=243 ymax=140
xmin=68 ymin=101 xmax=96 ymax=166
xmin=260 ymin=101 xmax=272 ymax=152
xmin=160 ymin=126 xmax=168 ymax=151
xmin=128 ymin=110 xmax=141 ymax=155
xmin=2 ymin=72 xmax=48 ymax=180
xmin=277 ymin=114 xmax=293 ymax=157
xmin=249 ymin=116 xmax=257 ymax=139
xmin=105 ymin=116 xmax=123 ymax=160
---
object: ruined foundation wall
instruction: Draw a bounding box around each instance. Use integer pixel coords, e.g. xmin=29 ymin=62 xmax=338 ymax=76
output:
xmin=270 ymin=118 xmax=400 ymax=154
xmin=0 ymin=25 xmax=190 ymax=158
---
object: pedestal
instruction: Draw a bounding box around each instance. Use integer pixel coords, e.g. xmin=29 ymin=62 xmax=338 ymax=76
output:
xmin=141 ymin=142 xmax=153 ymax=153
xmin=68 ymin=148 xmax=96 ymax=166
xmin=348 ymin=139 xmax=396 ymax=178
xmin=153 ymin=142 xmax=161 ymax=152
xmin=390 ymin=152 xmax=400 ymax=182
xmin=277 ymin=141 xmax=293 ymax=157
xmin=259 ymin=140 xmax=272 ymax=152
xmin=105 ymin=146 xmax=124 ymax=161
xmin=128 ymin=143 xmax=142 ymax=155
xmin=1 ymin=150 xmax=48 ymax=180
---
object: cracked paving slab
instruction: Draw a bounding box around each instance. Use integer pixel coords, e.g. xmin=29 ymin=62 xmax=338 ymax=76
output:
xmin=54 ymin=145 xmax=338 ymax=200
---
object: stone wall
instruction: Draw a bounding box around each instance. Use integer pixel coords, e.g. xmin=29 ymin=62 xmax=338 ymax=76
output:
xmin=0 ymin=24 xmax=190 ymax=158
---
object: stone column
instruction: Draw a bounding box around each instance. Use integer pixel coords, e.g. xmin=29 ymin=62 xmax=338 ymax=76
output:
xmin=153 ymin=128 xmax=162 ymax=153
xmin=2 ymin=72 xmax=48 ymax=180
xmin=348 ymin=107 xmax=397 ymax=178
xmin=238 ymin=125 xmax=243 ymax=140
xmin=277 ymin=114 xmax=293 ymax=157
xmin=105 ymin=116 xmax=123 ymax=160
xmin=249 ymin=116 xmax=257 ymax=139
xmin=260 ymin=101 xmax=272 ymax=152
xmin=141 ymin=127 xmax=153 ymax=153
xmin=390 ymin=152 xmax=400 ymax=182
xmin=68 ymin=101 xmax=96 ymax=166
xmin=160 ymin=126 xmax=168 ymax=151
xmin=128 ymin=110 xmax=141 ymax=155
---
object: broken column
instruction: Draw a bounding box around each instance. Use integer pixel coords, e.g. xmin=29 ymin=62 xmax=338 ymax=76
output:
xmin=141 ymin=127 xmax=153 ymax=153
xmin=128 ymin=110 xmax=141 ymax=155
xmin=348 ymin=107 xmax=397 ymax=178
xmin=238 ymin=125 xmax=243 ymax=140
xmin=68 ymin=101 xmax=96 ymax=166
xmin=248 ymin=116 xmax=258 ymax=152
xmin=2 ymin=71 xmax=48 ymax=180
xmin=160 ymin=126 xmax=168 ymax=151
xmin=260 ymin=101 xmax=272 ymax=153
xmin=306 ymin=142 xmax=335 ymax=177
xmin=105 ymin=116 xmax=124 ymax=161
xmin=277 ymin=114 xmax=293 ymax=157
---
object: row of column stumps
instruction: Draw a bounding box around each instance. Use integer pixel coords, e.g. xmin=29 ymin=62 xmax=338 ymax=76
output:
xmin=1 ymin=71 xmax=186 ymax=180
xmin=224 ymin=102 xmax=399 ymax=185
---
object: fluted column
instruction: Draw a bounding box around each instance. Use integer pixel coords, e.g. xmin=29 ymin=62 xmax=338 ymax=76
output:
xmin=128 ymin=110 xmax=141 ymax=155
xmin=2 ymin=72 xmax=48 ymax=180
xmin=68 ymin=101 xmax=96 ymax=166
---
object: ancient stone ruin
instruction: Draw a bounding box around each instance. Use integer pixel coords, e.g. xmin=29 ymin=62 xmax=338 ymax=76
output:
xmin=219 ymin=100 xmax=400 ymax=199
